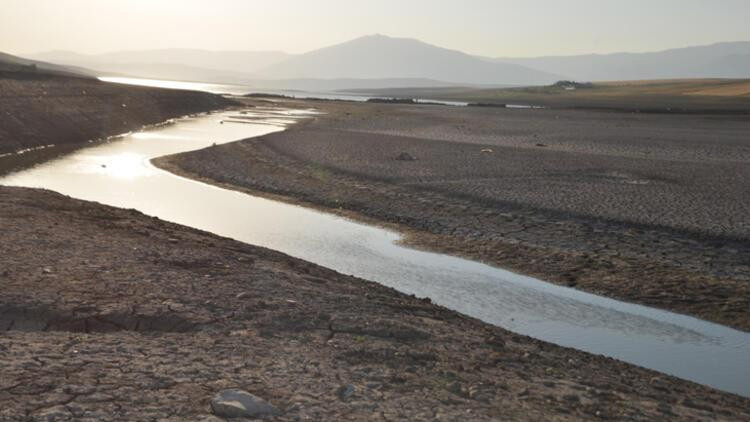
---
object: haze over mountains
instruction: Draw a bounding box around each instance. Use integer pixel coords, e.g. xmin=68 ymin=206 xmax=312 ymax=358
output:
xmin=32 ymin=49 xmax=289 ymax=83
xmin=0 ymin=51 xmax=94 ymax=79
xmin=498 ymin=41 xmax=750 ymax=81
xmin=257 ymin=35 xmax=558 ymax=85
xmin=24 ymin=35 xmax=750 ymax=90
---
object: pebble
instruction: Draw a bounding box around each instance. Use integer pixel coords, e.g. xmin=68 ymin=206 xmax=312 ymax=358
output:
xmin=395 ymin=152 xmax=417 ymax=161
xmin=210 ymin=389 xmax=280 ymax=418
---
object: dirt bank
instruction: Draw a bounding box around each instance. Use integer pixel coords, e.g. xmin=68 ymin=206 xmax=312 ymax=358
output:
xmin=0 ymin=72 xmax=234 ymax=175
xmin=159 ymin=98 xmax=750 ymax=331
xmin=1 ymin=185 xmax=748 ymax=421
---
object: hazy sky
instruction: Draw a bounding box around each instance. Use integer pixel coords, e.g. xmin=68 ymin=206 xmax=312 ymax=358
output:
xmin=2 ymin=0 xmax=750 ymax=57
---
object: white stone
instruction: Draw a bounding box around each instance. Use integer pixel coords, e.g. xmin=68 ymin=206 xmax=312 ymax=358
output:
xmin=211 ymin=389 xmax=280 ymax=418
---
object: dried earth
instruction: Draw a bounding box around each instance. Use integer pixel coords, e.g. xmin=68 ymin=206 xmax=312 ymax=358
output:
xmin=2 ymin=186 xmax=749 ymax=421
xmin=160 ymin=98 xmax=750 ymax=331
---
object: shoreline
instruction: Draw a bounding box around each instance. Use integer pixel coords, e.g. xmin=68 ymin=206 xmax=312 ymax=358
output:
xmin=158 ymin=97 xmax=750 ymax=332
xmin=0 ymin=74 xmax=235 ymax=176
xmin=3 ymin=185 xmax=749 ymax=421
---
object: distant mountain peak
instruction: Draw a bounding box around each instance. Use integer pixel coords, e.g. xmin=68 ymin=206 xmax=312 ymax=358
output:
xmin=257 ymin=35 xmax=559 ymax=85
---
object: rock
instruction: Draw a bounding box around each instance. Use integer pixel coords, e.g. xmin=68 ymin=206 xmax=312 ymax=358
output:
xmin=210 ymin=389 xmax=280 ymax=419
xmin=395 ymin=152 xmax=417 ymax=161
xmin=337 ymin=384 xmax=355 ymax=401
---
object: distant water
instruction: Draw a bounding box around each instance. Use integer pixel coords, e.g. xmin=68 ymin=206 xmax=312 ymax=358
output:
xmin=98 ymin=76 xmax=472 ymax=106
xmin=3 ymin=109 xmax=749 ymax=397
xmin=98 ymin=76 xmax=254 ymax=96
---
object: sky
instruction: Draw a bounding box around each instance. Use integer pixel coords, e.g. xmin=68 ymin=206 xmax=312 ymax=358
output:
xmin=2 ymin=0 xmax=750 ymax=57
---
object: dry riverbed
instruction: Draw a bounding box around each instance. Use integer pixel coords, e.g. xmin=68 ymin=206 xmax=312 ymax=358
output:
xmin=159 ymin=98 xmax=750 ymax=331
xmin=2 ymin=81 xmax=750 ymax=420
xmin=2 ymin=186 xmax=749 ymax=421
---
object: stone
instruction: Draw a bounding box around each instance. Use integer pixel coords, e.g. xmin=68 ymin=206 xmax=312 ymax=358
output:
xmin=210 ymin=389 xmax=280 ymax=419
xmin=395 ymin=152 xmax=417 ymax=161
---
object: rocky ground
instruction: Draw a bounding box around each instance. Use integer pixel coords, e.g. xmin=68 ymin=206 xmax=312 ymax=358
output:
xmin=0 ymin=72 xmax=233 ymax=175
xmin=160 ymin=98 xmax=750 ymax=331
xmin=2 ymin=185 xmax=749 ymax=421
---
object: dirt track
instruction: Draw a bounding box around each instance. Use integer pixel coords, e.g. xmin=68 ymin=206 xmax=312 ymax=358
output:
xmin=2 ymin=185 xmax=749 ymax=421
xmin=161 ymin=99 xmax=750 ymax=331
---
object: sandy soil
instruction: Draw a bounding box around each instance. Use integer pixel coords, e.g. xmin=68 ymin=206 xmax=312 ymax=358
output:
xmin=160 ymin=98 xmax=750 ymax=331
xmin=2 ymin=185 xmax=749 ymax=421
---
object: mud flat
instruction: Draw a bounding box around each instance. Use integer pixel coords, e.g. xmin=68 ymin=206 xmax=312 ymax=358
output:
xmin=161 ymin=98 xmax=750 ymax=331
xmin=2 ymin=185 xmax=750 ymax=421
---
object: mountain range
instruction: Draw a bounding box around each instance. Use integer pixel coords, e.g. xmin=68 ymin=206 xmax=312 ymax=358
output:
xmin=497 ymin=41 xmax=750 ymax=81
xmin=23 ymin=35 xmax=750 ymax=90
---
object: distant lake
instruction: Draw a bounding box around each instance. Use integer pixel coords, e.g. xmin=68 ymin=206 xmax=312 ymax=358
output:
xmin=98 ymin=76 xmax=470 ymax=106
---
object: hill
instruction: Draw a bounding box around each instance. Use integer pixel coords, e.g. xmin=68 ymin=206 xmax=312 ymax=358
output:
xmin=257 ymin=34 xmax=559 ymax=85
